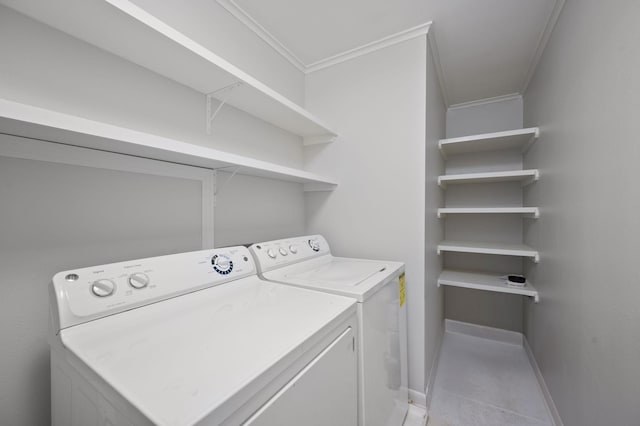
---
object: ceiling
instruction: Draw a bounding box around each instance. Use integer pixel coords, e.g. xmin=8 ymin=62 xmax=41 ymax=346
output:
xmin=218 ymin=0 xmax=564 ymax=106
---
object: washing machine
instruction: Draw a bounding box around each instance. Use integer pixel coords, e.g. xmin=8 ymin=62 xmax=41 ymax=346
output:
xmin=49 ymin=246 xmax=359 ymax=426
xmin=249 ymin=235 xmax=408 ymax=426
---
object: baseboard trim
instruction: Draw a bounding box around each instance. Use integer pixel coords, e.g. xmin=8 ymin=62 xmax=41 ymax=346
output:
xmin=408 ymin=388 xmax=427 ymax=408
xmin=523 ymin=338 xmax=564 ymax=426
xmin=444 ymin=319 xmax=523 ymax=346
xmin=424 ymin=325 xmax=444 ymax=411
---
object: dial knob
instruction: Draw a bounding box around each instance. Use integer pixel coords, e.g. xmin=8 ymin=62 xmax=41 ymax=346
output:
xmin=91 ymin=279 xmax=116 ymax=297
xmin=267 ymin=249 xmax=277 ymax=259
xmin=128 ymin=273 xmax=149 ymax=289
xmin=308 ymin=239 xmax=320 ymax=252
xmin=289 ymin=244 xmax=298 ymax=254
xmin=212 ymin=254 xmax=234 ymax=275
xmin=279 ymin=247 xmax=288 ymax=256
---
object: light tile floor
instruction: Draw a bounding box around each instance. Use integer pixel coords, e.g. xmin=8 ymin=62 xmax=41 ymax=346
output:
xmin=427 ymin=331 xmax=552 ymax=426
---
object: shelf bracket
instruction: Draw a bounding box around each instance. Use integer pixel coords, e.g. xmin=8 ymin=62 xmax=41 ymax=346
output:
xmin=213 ymin=166 xmax=240 ymax=196
xmin=206 ymin=82 xmax=244 ymax=134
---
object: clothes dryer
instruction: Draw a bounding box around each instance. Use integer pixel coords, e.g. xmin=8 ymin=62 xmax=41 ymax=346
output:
xmin=249 ymin=235 xmax=408 ymax=426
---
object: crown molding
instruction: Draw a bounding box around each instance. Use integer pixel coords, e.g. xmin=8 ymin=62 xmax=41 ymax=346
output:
xmin=216 ymin=0 xmax=307 ymax=72
xmin=217 ymin=0 xmax=432 ymax=75
xmin=305 ymin=22 xmax=432 ymax=73
xmin=448 ymin=93 xmax=522 ymax=111
xmin=521 ymin=0 xmax=566 ymax=94
xmin=217 ymin=0 xmax=564 ymax=103
xmin=426 ymin=24 xmax=450 ymax=107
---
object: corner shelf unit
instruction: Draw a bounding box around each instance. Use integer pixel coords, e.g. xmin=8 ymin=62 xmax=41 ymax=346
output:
xmin=439 ymin=127 xmax=539 ymax=159
xmin=437 ymin=207 xmax=539 ymax=218
xmin=437 ymin=241 xmax=540 ymax=263
xmin=436 ymin=126 xmax=541 ymax=301
xmin=6 ymin=0 xmax=337 ymax=144
xmin=438 ymin=270 xmax=539 ymax=303
xmin=0 ymin=99 xmax=337 ymax=191
xmin=438 ymin=169 xmax=539 ymax=189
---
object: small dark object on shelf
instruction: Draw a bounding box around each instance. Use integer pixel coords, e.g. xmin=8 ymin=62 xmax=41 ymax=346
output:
xmin=507 ymin=275 xmax=526 ymax=284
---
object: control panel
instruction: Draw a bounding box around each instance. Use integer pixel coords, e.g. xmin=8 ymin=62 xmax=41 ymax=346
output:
xmin=249 ymin=235 xmax=331 ymax=273
xmin=51 ymin=246 xmax=256 ymax=331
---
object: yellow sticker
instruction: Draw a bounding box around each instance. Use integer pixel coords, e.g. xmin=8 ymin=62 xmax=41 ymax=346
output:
xmin=399 ymin=273 xmax=406 ymax=307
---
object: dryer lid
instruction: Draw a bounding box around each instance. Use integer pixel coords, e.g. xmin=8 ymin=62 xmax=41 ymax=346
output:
xmin=264 ymin=256 xmax=405 ymax=301
xmin=285 ymin=258 xmax=386 ymax=286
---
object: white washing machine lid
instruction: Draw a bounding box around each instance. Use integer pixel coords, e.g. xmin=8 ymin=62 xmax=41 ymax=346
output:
xmin=59 ymin=276 xmax=356 ymax=426
xmin=262 ymin=256 xmax=405 ymax=302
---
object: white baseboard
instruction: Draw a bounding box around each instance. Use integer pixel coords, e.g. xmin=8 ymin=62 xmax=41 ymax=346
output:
xmin=424 ymin=325 xmax=444 ymax=411
xmin=444 ymin=319 xmax=523 ymax=346
xmin=408 ymin=388 xmax=426 ymax=408
xmin=523 ymin=338 xmax=564 ymax=426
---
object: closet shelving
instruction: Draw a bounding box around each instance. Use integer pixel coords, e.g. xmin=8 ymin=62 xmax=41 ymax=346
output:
xmin=437 ymin=241 xmax=540 ymax=263
xmin=11 ymin=0 xmax=337 ymax=144
xmin=437 ymin=270 xmax=539 ymax=303
xmin=0 ymin=99 xmax=338 ymax=191
xmin=437 ymin=127 xmax=540 ymax=302
xmin=437 ymin=207 xmax=539 ymax=218
xmin=439 ymin=127 xmax=539 ymax=158
xmin=438 ymin=169 xmax=539 ymax=188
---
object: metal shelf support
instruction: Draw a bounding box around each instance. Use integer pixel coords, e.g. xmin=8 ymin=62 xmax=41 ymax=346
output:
xmin=206 ymin=82 xmax=244 ymax=134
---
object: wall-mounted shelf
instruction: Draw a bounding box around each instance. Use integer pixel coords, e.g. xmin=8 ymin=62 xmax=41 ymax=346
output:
xmin=5 ymin=0 xmax=337 ymax=143
xmin=437 ymin=240 xmax=540 ymax=263
xmin=438 ymin=169 xmax=539 ymax=188
xmin=438 ymin=270 xmax=539 ymax=302
xmin=439 ymin=127 xmax=539 ymax=159
xmin=0 ymin=99 xmax=337 ymax=191
xmin=437 ymin=207 xmax=539 ymax=218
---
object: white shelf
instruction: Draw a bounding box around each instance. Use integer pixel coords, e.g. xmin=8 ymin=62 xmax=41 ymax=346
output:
xmin=6 ymin=0 xmax=337 ymax=143
xmin=437 ymin=240 xmax=539 ymax=262
xmin=0 ymin=99 xmax=337 ymax=191
xmin=437 ymin=207 xmax=539 ymax=218
xmin=439 ymin=128 xmax=539 ymax=158
xmin=438 ymin=169 xmax=539 ymax=188
xmin=438 ymin=270 xmax=539 ymax=302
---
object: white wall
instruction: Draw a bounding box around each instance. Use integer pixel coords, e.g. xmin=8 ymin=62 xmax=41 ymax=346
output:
xmin=446 ymin=95 xmax=523 ymax=138
xmin=0 ymin=148 xmax=205 ymax=426
xmin=304 ymin=35 xmax=445 ymax=395
xmin=424 ymin=35 xmax=446 ymax=395
xmin=214 ymin=171 xmax=306 ymax=247
xmin=523 ymin=1 xmax=640 ymax=424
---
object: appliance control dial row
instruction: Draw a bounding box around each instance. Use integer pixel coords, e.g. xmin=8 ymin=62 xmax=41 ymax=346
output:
xmin=128 ymin=272 xmax=149 ymax=289
xmin=212 ymin=254 xmax=234 ymax=275
xmin=91 ymin=279 xmax=116 ymax=297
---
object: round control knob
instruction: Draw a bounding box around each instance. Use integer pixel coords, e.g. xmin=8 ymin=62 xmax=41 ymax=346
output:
xmin=279 ymin=247 xmax=288 ymax=256
xmin=128 ymin=273 xmax=149 ymax=289
xmin=289 ymin=244 xmax=298 ymax=254
xmin=308 ymin=239 xmax=320 ymax=252
xmin=267 ymin=249 xmax=277 ymax=259
xmin=91 ymin=279 xmax=116 ymax=297
xmin=212 ymin=254 xmax=234 ymax=275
